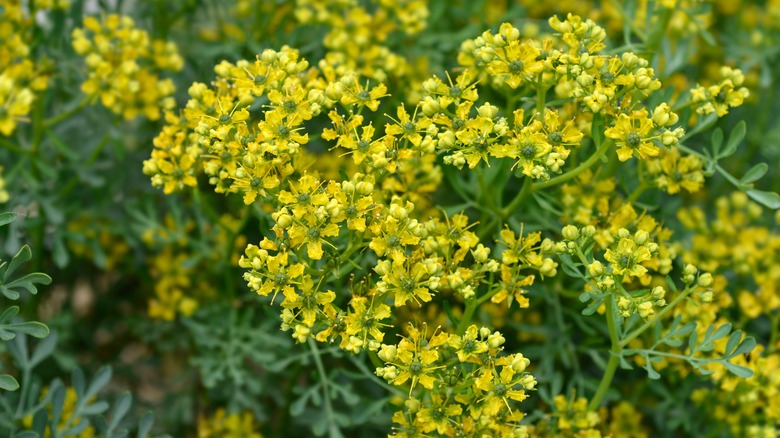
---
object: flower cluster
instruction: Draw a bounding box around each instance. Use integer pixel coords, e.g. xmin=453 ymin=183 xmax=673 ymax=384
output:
xmin=0 ymin=0 xmax=50 ymax=136
xmin=376 ymin=324 xmax=536 ymax=436
xmin=142 ymin=10 xmax=769 ymax=437
xmin=0 ymin=166 xmax=8 ymax=203
xmin=72 ymin=14 xmax=183 ymax=120
xmin=197 ymin=408 xmax=263 ymax=438
xmin=141 ymin=214 xmax=246 ymax=321
xmin=295 ymin=0 xmax=429 ymax=82
xmin=691 ymin=66 xmax=750 ymax=117
xmin=22 ymin=387 xmax=95 ymax=438
xmin=679 ymin=192 xmax=780 ymax=320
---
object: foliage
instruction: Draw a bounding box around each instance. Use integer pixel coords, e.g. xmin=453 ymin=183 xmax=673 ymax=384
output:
xmin=1 ymin=0 xmax=779 ymax=437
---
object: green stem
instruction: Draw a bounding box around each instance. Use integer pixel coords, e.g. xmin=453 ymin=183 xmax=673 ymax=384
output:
xmin=223 ymin=205 xmax=252 ymax=300
xmin=605 ymin=0 xmax=647 ymax=41
xmin=588 ymin=295 xmax=622 ymax=411
xmin=308 ymin=339 xmax=339 ymax=438
xmin=0 ymin=138 xmax=31 ymax=156
xmin=43 ymin=97 xmax=90 ymax=128
xmin=15 ymin=366 xmax=30 ymax=417
xmin=476 ymin=172 xmax=501 ymax=215
xmin=534 ymin=139 xmax=613 ymax=191
xmin=627 ymin=182 xmax=648 ymax=204
xmin=501 ymin=178 xmax=533 ymax=219
xmin=58 ymin=133 xmax=110 ymax=198
xmin=31 ymin=97 xmax=45 ymax=273
xmin=767 ymin=312 xmax=779 ymax=351
xmin=456 ymin=299 xmax=477 ymax=335
xmin=535 ymin=76 xmax=546 ymax=117
xmin=476 ymin=288 xmax=500 ymax=306
xmin=619 ymin=287 xmax=693 ymax=348
xmin=643 ymin=8 xmax=673 ymax=58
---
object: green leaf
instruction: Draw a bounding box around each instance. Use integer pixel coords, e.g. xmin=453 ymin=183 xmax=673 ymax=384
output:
xmin=724 ymin=331 xmax=742 ymax=356
xmin=710 ymin=128 xmax=723 ymax=157
xmin=0 ymin=374 xmax=19 ymax=391
xmin=2 ymin=272 xmax=53 ymax=297
xmin=51 ymin=384 xmax=66 ymax=427
xmin=591 ymin=112 xmax=605 ymax=147
xmin=33 ymin=407 xmax=48 ymax=435
xmin=72 ymin=368 xmax=86 ymax=398
xmin=723 ymin=362 xmax=753 ymax=378
xmin=710 ymin=323 xmax=732 ymax=342
xmin=85 ymin=366 xmax=112 ymax=399
xmin=290 ymin=390 xmax=311 ymax=416
xmin=3 ymin=322 xmax=50 ymax=339
xmin=80 ymin=400 xmax=110 ymax=415
xmin=3 ymin=245 xmax=32 ymax=283
xmin=0 ymin=306 xmax=20 ymax=322
xmin=664 ymin=275 xmax=678 ymax=293
xmin=682 ymin=113 xmax=718 ymax=141
xmin=718 ymin=121 xmax=746 ymax=159
xmin=643 ymin=359 xmax=660 ymax=380
xmin=31 ymin=332 xmax=58 ymax=366
xmin=109 ymin=392 xmax=133 ymax=431
xmin=137 ymin=412 xmax=155 ymax=438
xmin=746 ymin=189 xmax=780 ymax=209
xmin=740 ymin=163 xmax=768 ymax=184
xmin=0 ymin=212 xmax=17 ymax=227
xmin=582 ymin=298 xmax=603 ymax=316
xmin=730 ymin=337 xmax=756 ymax=358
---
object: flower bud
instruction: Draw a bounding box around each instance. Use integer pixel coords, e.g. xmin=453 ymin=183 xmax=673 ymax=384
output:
xmin=562 ymin=225 xmax=579 ymax=241
xmin=487 ymin=332 xmax=505 ymax=348
xmin=581 ymin=225 xmax=596 ymax=238
xmin=511 ymin=354 xmax=530 ymax=373
xmin=634 ymin=230 xmax=649 ymax=245
xmin=378 ymin=344 xmax=397 ymax=362
xmin=697 ymin=273 xmax=713 ymax=288
xmin=472 ymin=244 xmax=490 ymax=262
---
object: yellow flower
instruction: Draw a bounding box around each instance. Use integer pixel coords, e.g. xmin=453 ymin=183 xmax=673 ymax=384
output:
xmin=385 ymin=104 xmax=430 ymax=147
xmin=375 ymin=257 xmax=436 ymax=307
xmin=0 ymin=75 xmax=34 ymax=136
xmin=604 ymin=237 xmax=653 ymax=278
xmin=448 ymin=325 xmax=489 ymax=362
xmin=605 ymin=109 xmax=659 ymax=161
xmin=376 ymin=324 xmax=448 ymax=394
xmin=475 ymin=365 xmax=533 ymax=416
xmin=254 ymin=251 xmax=305 ymax=304
xmin=281 ymin=275 xmax=336 ymax=327
xmin=198 ymin=408 xmax=263 ymax=438
xmin=287 ymin=215 xmax=340 ymax=260
xmin=647 ymin=147 xmax=704 ymax=194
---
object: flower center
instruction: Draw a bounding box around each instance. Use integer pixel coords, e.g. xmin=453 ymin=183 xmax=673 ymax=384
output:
xmin=509 ymin=60 xmax=524 ymax=73
xmin=493 ymin=383 xmax=508 ymax=396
